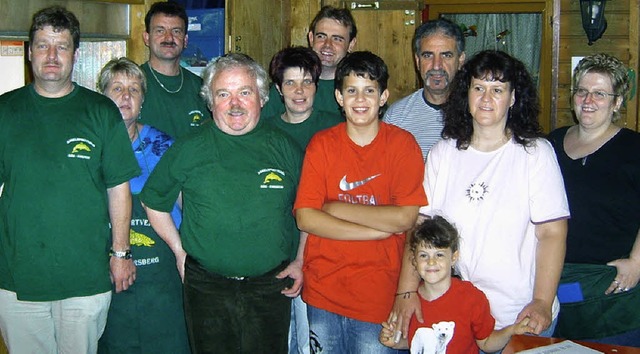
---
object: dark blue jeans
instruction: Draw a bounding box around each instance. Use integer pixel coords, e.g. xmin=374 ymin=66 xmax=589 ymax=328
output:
xmin=184 ymin=256 xmax=292 ymax=354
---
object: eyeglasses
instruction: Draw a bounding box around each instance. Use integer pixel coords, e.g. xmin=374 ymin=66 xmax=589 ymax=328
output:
xmin=573 ymin=88 xmax=618 ymax=101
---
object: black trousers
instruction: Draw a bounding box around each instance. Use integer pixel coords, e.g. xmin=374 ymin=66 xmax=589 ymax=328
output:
xmin=184 ymin=256 xmax=292 ymax=354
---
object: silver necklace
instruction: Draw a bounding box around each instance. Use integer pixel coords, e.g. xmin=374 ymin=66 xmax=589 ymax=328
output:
xmin=149 ymin=65 xmax=184 ymax=94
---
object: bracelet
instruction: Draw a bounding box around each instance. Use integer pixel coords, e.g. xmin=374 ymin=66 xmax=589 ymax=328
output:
xmin=109 ymin=248 xmax=132 ymax=260
xmin=395 ymin=291 xmax=417 ymax=299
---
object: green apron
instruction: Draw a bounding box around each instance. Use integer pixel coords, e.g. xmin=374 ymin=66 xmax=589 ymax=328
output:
xmin=554 ymin=263 xmax=640 ymax=339
xmin=98 ymin=195 xmax=190 ymax=354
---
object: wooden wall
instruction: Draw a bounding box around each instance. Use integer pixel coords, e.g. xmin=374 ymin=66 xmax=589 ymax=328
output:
xmin=273 ymin=0 xmax=640 ymax=132
xmin=557 ymin=0 xmax=639 ymax=131
xmin=129 ymin=3 xmax=150 ymax=65
xmin=0 ymin=0 xmax=638 ymax=131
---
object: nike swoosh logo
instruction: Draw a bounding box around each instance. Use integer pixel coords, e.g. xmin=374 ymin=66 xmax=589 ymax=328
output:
xmin=339 ymin=174 xmax=381 ymax=191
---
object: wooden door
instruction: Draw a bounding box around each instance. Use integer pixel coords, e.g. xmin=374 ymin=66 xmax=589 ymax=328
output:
xmin=324 ymin=0 xmax=423 ymax=104
xmin=225 ymin=0 xmax=291 ymax=70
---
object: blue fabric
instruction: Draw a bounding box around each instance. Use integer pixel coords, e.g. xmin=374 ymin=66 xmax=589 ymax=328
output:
xmin=98 ymin=125 xmax=189 ymax=353
xmin=585 ymin=327 xmax=640 ymax=347
xmin=289 ymin=295 xmax=310 ymax=354
xmin=307 ymin=305 xmax=402 ymax=354
xmin=131 ymin=125 xmax=181 ymax=227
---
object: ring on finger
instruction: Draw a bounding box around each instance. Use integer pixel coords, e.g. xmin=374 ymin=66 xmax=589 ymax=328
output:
xmin=613 ymin=279 xmax=620 ymax=284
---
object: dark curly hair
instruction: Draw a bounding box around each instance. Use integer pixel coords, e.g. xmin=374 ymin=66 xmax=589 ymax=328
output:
xmin=442 ymin=50 xmax=542 ymax=149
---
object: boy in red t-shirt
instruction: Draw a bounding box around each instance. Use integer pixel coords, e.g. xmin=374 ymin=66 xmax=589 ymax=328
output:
xmin=294 ymin=51 xmax=427 ymax=353
xmin=380 ymin=216 xmax=532 ymax=353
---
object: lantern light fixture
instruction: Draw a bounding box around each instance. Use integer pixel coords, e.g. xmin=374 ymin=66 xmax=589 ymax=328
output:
xmin=580 ymin=0 xmax=607 ymax=46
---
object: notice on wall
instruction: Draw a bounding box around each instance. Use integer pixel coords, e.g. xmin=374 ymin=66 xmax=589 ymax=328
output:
xmin=1 ymin=41 xmax=24 ymax=56
xmin=0 ymin=41 xmax=25 ymax=95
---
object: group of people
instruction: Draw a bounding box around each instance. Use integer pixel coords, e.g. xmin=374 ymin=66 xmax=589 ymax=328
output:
xmin=0 ymin=2 xmax=638 ymax=354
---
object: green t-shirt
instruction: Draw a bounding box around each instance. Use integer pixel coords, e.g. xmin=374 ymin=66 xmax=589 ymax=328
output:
xmin=139 ymin=63 xmax=211 ymax=139
xmin=0 ymin=84 xmax=141 ymax=301
xmin=140 ymin=120 xmax=302 ymax=277
xmin=265 ymin=109 xmax=342 ymax=150
xmin=262 ymin=79 xmax=341 ymax=119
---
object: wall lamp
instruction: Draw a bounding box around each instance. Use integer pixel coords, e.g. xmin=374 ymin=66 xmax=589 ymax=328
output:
xmin=580 ymin=0 xmax=607 ymax=45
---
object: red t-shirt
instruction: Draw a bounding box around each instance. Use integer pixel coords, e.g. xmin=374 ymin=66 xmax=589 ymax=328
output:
xmin=294 ymin=122 xmax=427 ymax=323
xmin=408 ymin=278 xmax=496 ymax=354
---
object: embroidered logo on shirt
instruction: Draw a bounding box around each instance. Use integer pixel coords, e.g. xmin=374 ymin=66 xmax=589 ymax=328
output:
xmin=466 ymin=181 xmax=489 ymax=202
xmin=339 ymin=174 xmax=381 ymax=191
xmin=67 ymin=138 xmax=95 ymax=160
xmin=129 ymin=229 xmax=155 ymax=247
xmin=258 ymin=168 xmax=285 ymax=189
xmin=263 ymin=172 xmax=283 ymax=184
xmin=189 ymin=110 xmax=205 ymax=127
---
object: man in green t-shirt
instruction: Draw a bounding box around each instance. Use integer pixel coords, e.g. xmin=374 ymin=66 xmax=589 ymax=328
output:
xmin=139 ymin=2 xmax=211 ymax=139
xmin=141 ymin=53 xmax=303 ymax=354
xmin=0 ymin=6 xmax=140 ymax=353
xmin=262 ymin=6 xmax=358 ymax=119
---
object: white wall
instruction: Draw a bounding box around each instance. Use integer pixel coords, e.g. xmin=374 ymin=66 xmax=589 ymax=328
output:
xmin=0 ymin=41 xmax=25 ymax=95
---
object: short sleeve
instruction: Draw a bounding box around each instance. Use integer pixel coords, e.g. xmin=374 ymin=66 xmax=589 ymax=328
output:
xmin=293 ymin=133 xmax=328 ymax=211
xmin=420 ymin=139 xmax=446 ymax=215
xmin=528 ymin=139 xmax=570 ymax=223
xmin=470 ymin=287 xmax=496 ymax=340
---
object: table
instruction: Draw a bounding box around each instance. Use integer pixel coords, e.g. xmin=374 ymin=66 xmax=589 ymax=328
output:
xmin=504 ymin=334 xmax=640 ymax=353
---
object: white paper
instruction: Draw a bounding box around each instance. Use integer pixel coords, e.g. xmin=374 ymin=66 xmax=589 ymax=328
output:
xmin=517 ymin=340 xmax=603 ymax=354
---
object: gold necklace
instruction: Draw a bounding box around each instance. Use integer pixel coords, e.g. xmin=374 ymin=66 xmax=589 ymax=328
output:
xmin=149 ymin=65 xmax=184 ymax=94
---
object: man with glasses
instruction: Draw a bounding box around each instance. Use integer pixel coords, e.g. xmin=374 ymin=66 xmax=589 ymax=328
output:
xmin=140 ymin=1 xmax=211 ymax=139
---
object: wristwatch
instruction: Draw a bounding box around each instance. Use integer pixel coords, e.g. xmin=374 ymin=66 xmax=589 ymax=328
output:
xmin=109 ymin=248 xmax=132 ymax=260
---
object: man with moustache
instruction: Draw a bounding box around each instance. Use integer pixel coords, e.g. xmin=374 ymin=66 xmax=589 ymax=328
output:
xmin=141 ymin=53 xmax=304 ymax=353
xmin=263 ymin=6 xmax=357 ymax=117
xmin=383 ymin=18 xmax=465 ymax=160
xmin=140 ymin=1 xmax=210 ymax=139
xmin=0 ymin=6 xmax=139 ymax=353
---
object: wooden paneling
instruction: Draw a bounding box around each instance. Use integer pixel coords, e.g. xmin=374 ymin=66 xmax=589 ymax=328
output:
xmin=558 ymin=0 xmax=638 ymax=131
xmin=3 ymin=0 xmax=638 ymax=131
xmin=127 ymin=3 xmax=149 ymax=65
xmin=340 ymin=1 xmax=423 ymax=103
xmin=226 ymin=0 xmax=290 ymax=70
xmin=560 ymin=13 xmax=629 ymax=38
xmin=320 ymin=0 xmax=423 ymax=104
xmin=290 ymin=0 xmax=321 ymax=47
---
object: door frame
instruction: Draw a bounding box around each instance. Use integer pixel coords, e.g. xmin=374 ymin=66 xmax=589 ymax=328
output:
xmin=426 ymin=0 xmax=558 ymax=132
